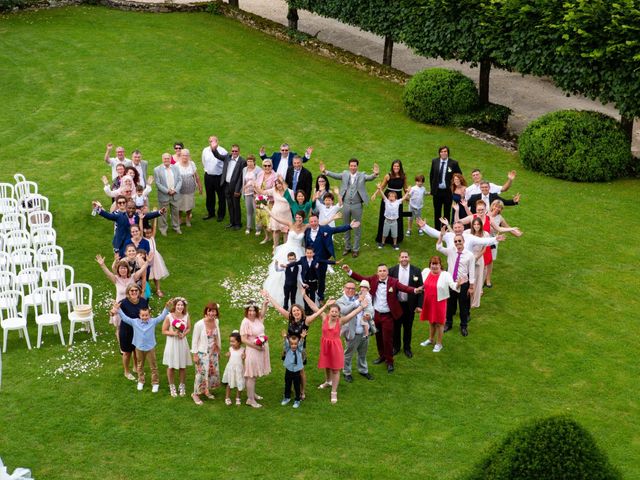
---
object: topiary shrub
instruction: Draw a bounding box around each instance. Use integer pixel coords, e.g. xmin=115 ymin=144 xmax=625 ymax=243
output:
xmin=519 ymin=110 xmax=631 ymax=182
xmin=452 ymin=103 xmax=512 ymax=136
xmin=402 ymin=68 xmax=479 ymax=125
xmin=464 ymin=415 xmax=621 ymax=480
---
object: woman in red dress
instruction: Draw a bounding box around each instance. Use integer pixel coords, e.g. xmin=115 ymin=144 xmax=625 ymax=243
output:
xmin=313 ymin=299 xmax=367 ymax=404
xmin=419 ymin=256 xmax=459 ymax=353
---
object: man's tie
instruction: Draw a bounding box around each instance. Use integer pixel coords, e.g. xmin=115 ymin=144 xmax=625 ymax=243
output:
xmin=293 ymin=349 xmax=298 ymax=366
xmin=453 ymin=252 xmax=462 ymax=281
xmin=293 ymin=169 xmax=300 ymax=192
xmin=439 ymin=161 xmax=446 ymax=186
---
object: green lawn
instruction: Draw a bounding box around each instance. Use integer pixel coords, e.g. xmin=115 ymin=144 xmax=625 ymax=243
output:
xmin=1 ymin=6 xmax=639 ymax=479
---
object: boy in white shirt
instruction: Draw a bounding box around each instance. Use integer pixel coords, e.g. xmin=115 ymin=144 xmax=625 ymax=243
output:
xmin=314 ymin=190 xmax=342 ymax=227
xmin=407 ymin=174 xmax=427 ymax=236
xmin=375 ymin=184 xmax=410 ymax=250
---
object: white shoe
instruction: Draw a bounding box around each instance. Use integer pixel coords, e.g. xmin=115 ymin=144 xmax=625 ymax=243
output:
xmin=420 ymin=339 xmax=433 ymax=347
xmin=137 ymin=382 xmax=144 ymax=391
xmin=152 ymin=384 xmax=160 ymax=393
xmin=433 ymin=344 xmax=443 ymax=353
xmin=406 ymin=229 xmax=411 ymax=235
xmin=281 ymin=398 xmax=291 ymax=406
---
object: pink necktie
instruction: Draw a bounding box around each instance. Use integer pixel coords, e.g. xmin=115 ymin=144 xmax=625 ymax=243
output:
xmin=452 ymin=252 xmax=462 ymax=280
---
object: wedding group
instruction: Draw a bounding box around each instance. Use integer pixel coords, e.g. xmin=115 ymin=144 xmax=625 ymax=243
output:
xmin=90 ymin=137 xmax=524 ymax=406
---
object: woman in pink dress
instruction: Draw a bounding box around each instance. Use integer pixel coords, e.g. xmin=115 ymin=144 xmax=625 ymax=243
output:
xmin=256 ymin=176 xmax=289 ymax=249
xmin=239 ymin=299 xmax=271 ymax=408
xmin=419 ymin=256 xmax=459 ymax=353
xmin=313 ymin=299 xmax=367 ymax=404
xmin=254 ymin=160 xmax=277 ymax=244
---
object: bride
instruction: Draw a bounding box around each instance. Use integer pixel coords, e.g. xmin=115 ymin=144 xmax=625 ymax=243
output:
xmin=263 ymin=207 xmax=341 ymax=306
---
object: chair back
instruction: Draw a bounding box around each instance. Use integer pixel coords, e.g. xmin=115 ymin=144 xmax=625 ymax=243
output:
xmin=0 ymin=271 xmax=16 ymax=292
xmin=31 ymin=226 xmax=56 ymax=250
xmin=33 ymin=286 xmax=60 ymax=316
xmin=35 ymin=245 xmax=64 ymax=272
xmin=3 ymin=230 xmax=31 ymax=253
xmin=68 ymin=283 xmax=93 ymax=312
xmin=13 ymin=180 xmax=38 ymax=202
xmin=8 ymin=247 xmax=36 ymax=275
xmin=28 ymin=210 xmax=53 ymax=231
xmin=0 ymin=290 xmax=21 ymax=319
xmin=0 ymin=212 xmax=26 ymax=235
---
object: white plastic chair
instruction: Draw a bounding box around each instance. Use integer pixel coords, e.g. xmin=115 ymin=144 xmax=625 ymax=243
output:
xmin=18 ymin=193 xmax=49 ymax=215
xmin=0 ymin=251 xmax=8 ymax=272
xmin=0 ymin=183 xmax=17 ymax=216
xmin=13 ymin=173 xmax=26 ymax=184
xmin=67 ymin=283 xmax=95 ymax=344
xmin=44 ymin=264 xmax=75 ymax=309
xmin=0 ymin=271 xmax=16 ymax=293
xmin=8 ymin=247 xmax=36 ymax=275
xmin=0 ymin=212 xmax=26 ymax=235
xmin=0 ymin=290 xmax=31 ymax=352
xmin=33 ymin=286 xmax=65 ymax=347
xmin=0 ymin=182 xmax=15 ymax=199
xmin=18 ymin=267 xmax=43 ymax=322
xmin=3 ymin=230 xmax=31 ymax=253
xmin=27 ymin=210 xmax=53 ymax=231
xmin=13 ymin=180 xmax=38 ymax=202
xmin=31 ymin=226 xmax=56 ymax=250
xmin=35 ymin=245 xmax=64 ymax=273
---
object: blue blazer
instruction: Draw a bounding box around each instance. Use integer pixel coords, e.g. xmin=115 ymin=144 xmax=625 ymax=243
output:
xmin=304 ymin=224 xmax=350 ymax=260
xmin=294 ymin=257 xmax=336 ymax=282
xmin=98 ymin=209 xmax=161 ymax=256
xmin=260 ymin=151 xmax=309 ymax=172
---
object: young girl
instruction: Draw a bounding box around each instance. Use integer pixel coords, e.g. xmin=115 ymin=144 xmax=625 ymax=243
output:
xmin=191 ymin=302 xmax=222 ymax=405
xmin=162 ymin=297 xmax=192 ymax=397
xmin=133 ymin=184 xmax=149 ymax=212
xmin=141 ymin=214 xmax=169 ymax=297
xmin=222 ymin=331 xmax=245 ymax=406
xmin=96 ymin=253 xmax=147 ymax=380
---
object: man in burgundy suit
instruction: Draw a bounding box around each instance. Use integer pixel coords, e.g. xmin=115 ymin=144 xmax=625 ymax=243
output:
xmin=342 ymin=263 xmax=423 ymax=373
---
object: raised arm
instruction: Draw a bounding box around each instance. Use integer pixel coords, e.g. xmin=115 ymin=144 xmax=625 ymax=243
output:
xmin=95 ymin=254 xmax=117 ymax=284
xmin=302 ymin=290 xmax=320 ymax=314
xmin=305 ymin=298 xmax=334 ymax=325
xmin=261 ymin=289 xmax=290 ymax=319
xmin=339 ymin=297 xmax=367 ymax=325
xmin=104 ymin=143 xmax=112 ymax=165
xmin=500 ymin=170 xmax=516 ymax=193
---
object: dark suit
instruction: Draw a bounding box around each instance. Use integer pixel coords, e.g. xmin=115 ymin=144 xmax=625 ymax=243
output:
xmin=304 ymin=224 xmax=351 ymax=301
xmin=285 ymin=166 xmax=313 ymax=201
xmin=215 ymin=149 xmax=247 ymax=228
xmin=467 ymin=192 xmax=518 ymax=214
xmin=98 ymin=209 xmax=161 ymax=256
xmin=259 ymin=151 xmax=309 ymax=174
xmin=348 ymin=272 xmax=416 ymax=366
xmin=429 ymin=157 xmax=462 ymax=229
xmin=295 ymin=256 xmax=335 ymax=314
xmin=388 ymin=264 xmax=423 ymax=354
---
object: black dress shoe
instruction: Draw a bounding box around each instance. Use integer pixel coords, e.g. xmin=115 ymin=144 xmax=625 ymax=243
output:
xmin=373 ymin=357 xmax=385 ymax=365
xmin=342 ymin=249 xmax=351 ymax=256
xmin=203 ymin=215 xmax=214 ymax=220
xmin=225 ymin=224 xmax=233 ymax=228
xmin=461 ymin=327 xmax=468 ymax=337
xmin=359 ymin=372 xmax=374 ymax=380
xmin=231 ymin=225 xmax=241 ymax=230
xmin=216 ymin=217 xmax=224 ymax=222
xmin=387 ymin=364 xmax=394 ymax=373
xmin=392 ymin=348 xmax=400 ymax=356
xmin=404 ymin=350 xmax=413 ymax=359
xmin=344 ymin=374 xmax=353 ymax=383
xmin=443 ymin=325 xmax=452 ymax=333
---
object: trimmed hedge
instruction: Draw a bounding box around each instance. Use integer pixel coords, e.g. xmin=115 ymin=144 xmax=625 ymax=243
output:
xmin=465 ymin=415 xmax=621 ymax=480
xmin=519 ymin=110 xmax=631 ymax=182
xmin=452 ymin=103 xmax=512 ymax=136
xmin=402 ymin=68 xmax=478 ymax=125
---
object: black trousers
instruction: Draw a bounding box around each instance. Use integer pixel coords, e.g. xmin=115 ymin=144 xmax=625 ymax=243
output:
xmin=432 ymin=187 xmax=453 ymax=230
xmin=204 ymin=173 xmax=225 ymax=219
xmin=316 ymin=262 xmax=328 ymax=301
xmin=283 ymin=284 xmax=297 ymax=310
xmin=303 ymin=280 xmax=318 ymax=314
xmin=225 ymin=186 xmax=242 ymax=227
xmin=284 ymin=369 xmax=301 ymax=401
xmin=393 ymin=301 xmax=415 ymax=352
xmin=446 ymin=283 xmax=470 ymax=328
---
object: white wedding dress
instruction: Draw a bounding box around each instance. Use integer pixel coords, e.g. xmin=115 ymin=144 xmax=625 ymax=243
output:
xmin=263 ymin=230 xmax=306 ymax=306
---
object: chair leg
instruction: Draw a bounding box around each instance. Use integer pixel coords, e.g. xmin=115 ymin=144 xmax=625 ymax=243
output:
xmin=69 ymin=321 xmax=75 ymax=345
xmin=23 ymin=327 xmax=31 ymax=350
xmin=37 ymin=325 xmax=42 ymax=348
xmin=58 ymin=322 xmax=65 ymax=346
xmin=2 ymin=330 xmax=6 ymax=353
xmin=90 ymin=320 xmax=97 ymax=342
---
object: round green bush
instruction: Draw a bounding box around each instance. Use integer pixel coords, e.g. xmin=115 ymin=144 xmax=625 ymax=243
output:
xmin=402 ymin=68 xmax=479 ymax=125
xmin=465 ymin=415 xmax=621 ymax=480
xmin=519 ymin=110 xmax=631 ymax=182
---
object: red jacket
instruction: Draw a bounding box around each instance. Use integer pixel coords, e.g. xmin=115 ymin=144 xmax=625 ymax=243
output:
xmin=349 ymin=271 xmax=416 ymax=320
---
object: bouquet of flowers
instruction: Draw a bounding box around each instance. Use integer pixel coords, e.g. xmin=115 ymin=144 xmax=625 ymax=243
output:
xmin=255 ymin=334 xmax=268 ymax=346
xmin=255 ymin=194 xmax=271 ymax=210
xmin=172 ymin=318 xmax=186 ymax=333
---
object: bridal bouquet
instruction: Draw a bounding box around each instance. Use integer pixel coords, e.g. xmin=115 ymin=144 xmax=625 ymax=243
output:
xmin=172 ymin=318 xmax=187 ymax=333
xmin=255 ymin=194 xmax=271 ymax=210
xmin=255 ymin=334 xmax=268 ymax=346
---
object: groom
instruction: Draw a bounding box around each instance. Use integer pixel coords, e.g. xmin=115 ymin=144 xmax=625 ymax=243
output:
xmin=305 ymin=213 xmax=359 ymax=304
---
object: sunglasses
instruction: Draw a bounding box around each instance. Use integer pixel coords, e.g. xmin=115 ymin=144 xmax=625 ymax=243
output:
xmin=117 ymin=201 xmax=126 ymax=205
xmin=454 ymin=240 xmax=464 ymax=244
xmin=174 ymin=146 xmax=182 ymax=150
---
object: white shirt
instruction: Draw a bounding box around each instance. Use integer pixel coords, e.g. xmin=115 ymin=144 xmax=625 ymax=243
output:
xmin=397 ymin=265 xmax=410 ymax=302
xmin=226 ymin=157 xmax=239 ymax=183
xmin=309 ymin=228 xmax=319 ymax=242
xmin=409 ymin=185 xmax=426 ymax=209
xmin=383 ymin=198 xmax=402 ymax=220
xmin=436 ymin=244 xmax=476 ymax=285
xmin=276 ymin=155 xmax=291 ymax=178
xmin=201 ymin=145 xmax=228 ymax=176
xmin=373 ymin=280 xmax=390 ymax=313
xmin=438 ymin=159 xmax=448 ymax=189
xmin=465 ymin=182 xmax=502 ymax=200
xmin=165 ymin=166 xmax=175 ymax=190
xmin=108 ymin=157 xmax=131 ymax=179
xmin=315 ymin=201 xmax=341 ymax=227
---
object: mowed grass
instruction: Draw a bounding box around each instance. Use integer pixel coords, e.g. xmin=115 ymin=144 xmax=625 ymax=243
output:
xmin=1 ymin=6 xmax=639 ymax=479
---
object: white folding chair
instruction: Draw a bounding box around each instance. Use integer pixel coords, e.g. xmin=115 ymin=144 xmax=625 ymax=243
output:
xmin=13 ymin=173 xmax=26 ymax=184
xmin=0 ymin=251 xmax=9 ymax=273
xmin=0 ymin=183 xmax=15 ymax=199
xmin=13 ymin=180 xmax=38 ymax=202
xmin=8 ymin=247 xmax=36 ymax=275
xmin=0 ymin=183 xmax=17 ymax=216
xmin=67 ymin=283 xmax=95 ymax=344
xmin=17 ymin=267 xmax=43 ymax=322
xmin=18 ymin=193 xmax=49 ymax=215
xmin=3 ymin=230 xmax=31 ymax=254
xmin=35 ymin=245 xmax=64 ymax=273
xmin=33 ymin=286 xmax=64 ymax=347
xmin=31 ymin=226 xmax=56 ymax=250
xmin=44 ymin=264 xmax=74 ymax=309
xmin=27 ymin=210 xmax=53 ymax=231
xmin=0 ymin=290 xmax=31 ymax=352
xmin=0 ymin=212 xmax=26 ymax=235
xmin=0 ymin=271 xmax=16 ymax=292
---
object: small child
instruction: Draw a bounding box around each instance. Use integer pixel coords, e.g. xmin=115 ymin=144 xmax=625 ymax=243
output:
xmin=357 ymin=280 xmax=376 ymax=336
xmin=281 ymin=330 xmax=307 ymax=408
xmin=276 ymin=252 xmax=302 ymax=310
xmin=133 ymin=184 xmax=149 ymax=212
xmin=222 ymin=331 xmax=246 ymax=406
xmin=376 ymin=184 xmax=411 ymax=250
xmin=314 ymin=189 xmax=342 ymax=228
xmin=118 ymin=299 xmax=171 ymax=392
xmin=407 ymin=175 xmax=427 ymax=236
xmin=141 ymin=214 xmax=169 ymax=298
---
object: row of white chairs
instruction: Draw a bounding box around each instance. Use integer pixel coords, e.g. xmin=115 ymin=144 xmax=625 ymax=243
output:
xmin=0 ymin=284 xmax=95 ymax=351
xmin=1 ymin=227 xmax=57 ymax=254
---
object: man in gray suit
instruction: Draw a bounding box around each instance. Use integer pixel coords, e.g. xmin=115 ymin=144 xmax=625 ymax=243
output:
xmin=153 ymin=153 xmax=182 ymax=236
xmin=338 ymin=280 xmax=374 ymax=382
xmin=212 ymin=139 xmax=247 ymax=230
xmin=320 ymin=158 xmax=379 ymax=258
xmin=130 ymin=149 xmax=148 ymax=187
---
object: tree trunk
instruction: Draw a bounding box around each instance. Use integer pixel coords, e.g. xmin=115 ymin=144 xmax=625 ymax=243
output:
xmin=287 ymin=7 xmax=299 ymax=30
xmin=228 ymin=0 xmax=239 ymax=7
xmin=621 ymin=115 xmax=634 ymax=144
xmin=478 ymin=59 xmax=491 ymax=106
xmin=383 ymin=35 xmax=393 ymax=66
